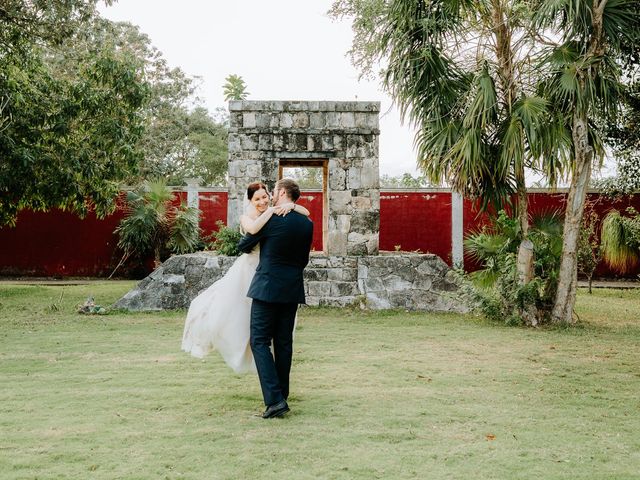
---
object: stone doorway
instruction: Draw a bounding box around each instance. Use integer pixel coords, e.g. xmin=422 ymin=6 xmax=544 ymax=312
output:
xmin=279 ymin=159 xmax=328 ymax=253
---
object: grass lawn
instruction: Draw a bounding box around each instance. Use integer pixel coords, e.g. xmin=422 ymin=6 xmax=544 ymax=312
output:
xmin=1 ymin=281 xmax=639 ymax=479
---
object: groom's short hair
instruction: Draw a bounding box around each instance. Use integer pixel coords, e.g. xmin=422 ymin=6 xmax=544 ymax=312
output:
xmin=276 ymin=178 xmax=301 ymax=202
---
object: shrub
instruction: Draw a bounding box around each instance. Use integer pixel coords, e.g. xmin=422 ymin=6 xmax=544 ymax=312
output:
xmin=601 ymin=207 xmax=640 ymax=273
xmin=113 ymin=179 xmax=202 ymax=274
xmin=209 ymin=221 xmax=242 ymax=256
xmin=463 ymin=210 xmax=563 ymax=326
xmin=577 ymin=209 xmax=603 ymax=294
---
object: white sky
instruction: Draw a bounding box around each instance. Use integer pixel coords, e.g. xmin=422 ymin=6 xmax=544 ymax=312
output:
xmin=98 ymin=0 xmax=420 ymax=177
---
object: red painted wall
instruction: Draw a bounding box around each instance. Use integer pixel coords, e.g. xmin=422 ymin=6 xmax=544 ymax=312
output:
xmin=462 ymin=191 xmax=640 ymax=276
xmin=198 ymin=191 xmax=228 ymax=238
xmin=380 ymin=191 xmax=452 ymax=262
xmin=296 ymin=192 xmax=323 ymax=252
xmin=1 ymin=189 xmax=638 ymax=278
xmin=0 ymin=207 xmax=125 ymax=277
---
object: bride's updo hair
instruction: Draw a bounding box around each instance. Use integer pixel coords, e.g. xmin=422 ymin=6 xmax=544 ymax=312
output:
xmin=247 ymin=182 xmax=268 ymax=200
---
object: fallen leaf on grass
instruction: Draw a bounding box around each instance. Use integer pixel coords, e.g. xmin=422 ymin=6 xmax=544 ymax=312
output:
xmin=485 ymin=434 xmax=496 ymax=441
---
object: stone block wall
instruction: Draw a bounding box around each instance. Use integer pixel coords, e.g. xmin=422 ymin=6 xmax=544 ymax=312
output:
xmin=227 ymin=100 xmax=380 ymax=256
xmin=114 ymin=252 xmax=468 ymax=314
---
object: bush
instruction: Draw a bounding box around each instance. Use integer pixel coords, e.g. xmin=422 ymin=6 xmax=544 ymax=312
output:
xmin=462 ymin=210 xmax=563 ymax=326
xmin=209 ymin=221 xmax=242 ymax=256
xmin=601 ymin=207 xmax=640 ymax=273
xmin=113 ymin=179 xmax=202 ymax=274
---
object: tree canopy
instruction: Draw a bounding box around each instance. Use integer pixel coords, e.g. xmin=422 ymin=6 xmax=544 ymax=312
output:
xmin=1 ymin=3 xmax=229 ymax=226
xmin=0 ymin=1 xmax=148 ymax=226
xmin=99 ymin=21 xmax=229 ymax=186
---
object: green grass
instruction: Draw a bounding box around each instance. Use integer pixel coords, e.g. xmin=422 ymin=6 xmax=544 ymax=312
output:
xmin=1 ymin=282 xmax=639 ymax=479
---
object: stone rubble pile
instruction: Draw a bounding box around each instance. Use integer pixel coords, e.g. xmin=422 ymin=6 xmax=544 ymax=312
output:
xmin=114 ymin=252 xmax=468 ymax=313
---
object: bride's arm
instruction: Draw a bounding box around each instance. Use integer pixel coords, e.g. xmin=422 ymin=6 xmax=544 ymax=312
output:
xmin=274 ymin=203 xmax=311 ymax=217
xmin=240 ymin=207 xmax=275 ymax=235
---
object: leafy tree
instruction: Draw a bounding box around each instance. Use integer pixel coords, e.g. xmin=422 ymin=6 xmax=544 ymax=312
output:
xmin=160 ymin=107 xmax=229 ymax=186
xmin=596 ymin=78 xmax=640 ymax=197
xmin=223 ymin=74 xmax=249 ymax=101
xmin=0 ymin=2 xmax=149 ymax=226
xmin=113 ymin=179 xmax=201 ymax=273
xmin=0 ymin=0 xmax=107 ymax=55
xmin=0 ymin=38 xmax=149 ymax=226
xmin=593 ymin=155 xmax=640 ymax=197
xmin=532 ymin=0 xmax=640 ymax=323
xmin=281 ymin=167 xmax=323 ymax=189
xmin=71 ymin=20 xmax=229 ymax=186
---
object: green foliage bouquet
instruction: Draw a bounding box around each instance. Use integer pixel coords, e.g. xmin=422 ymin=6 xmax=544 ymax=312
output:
xmin=209 ymin=221 xmax=242 ymax=256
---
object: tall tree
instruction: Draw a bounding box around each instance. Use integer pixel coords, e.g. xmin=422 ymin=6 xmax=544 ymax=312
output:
xmin=532 ymin=0 xmax=640 ymax=323
xmin=162 ymin=107 xmax=229 ymax=186
xmin=0 ymin=0 xmax=108 ymax=55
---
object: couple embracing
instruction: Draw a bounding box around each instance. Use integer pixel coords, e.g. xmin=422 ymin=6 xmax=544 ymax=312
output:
xmin=182 ymin=178 xmax=313 ymax=418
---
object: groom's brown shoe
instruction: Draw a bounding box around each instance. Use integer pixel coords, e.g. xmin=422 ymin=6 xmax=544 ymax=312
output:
xmin=262 ymin=400 xmax=289 ymax=419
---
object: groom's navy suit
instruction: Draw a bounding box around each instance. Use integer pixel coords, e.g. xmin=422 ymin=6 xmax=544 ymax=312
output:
xmin=238 ymin=211 xmax=313 ymax=407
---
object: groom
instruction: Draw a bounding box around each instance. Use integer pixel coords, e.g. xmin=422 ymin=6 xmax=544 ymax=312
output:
xmin=237 ymin=178 xmax=313 ymax=418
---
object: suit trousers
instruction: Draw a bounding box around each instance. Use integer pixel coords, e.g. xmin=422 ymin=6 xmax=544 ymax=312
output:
xmin=250 ymin=299 xmax=299 ymax=407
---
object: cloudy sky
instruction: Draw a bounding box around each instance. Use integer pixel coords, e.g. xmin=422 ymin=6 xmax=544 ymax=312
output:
xmin=98 ymin=0 xmax=420 ymax=177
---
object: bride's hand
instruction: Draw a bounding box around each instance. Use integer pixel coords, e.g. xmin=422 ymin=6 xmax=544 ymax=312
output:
xmin=274 ymin=203 xmax=294 ymax=216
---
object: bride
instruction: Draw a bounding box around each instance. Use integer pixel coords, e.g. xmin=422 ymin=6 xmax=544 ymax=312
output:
xmin=181 ymin=181 xmax=310 ymax=373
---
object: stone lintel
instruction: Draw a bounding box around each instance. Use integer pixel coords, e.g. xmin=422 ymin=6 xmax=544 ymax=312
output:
xmin=277 ymin=151 xmax=337 ymax=159
xmin=229 ymin=100 xmax=381 ymax=113
xmin=229 ymin=127 xmax=380 ymax=135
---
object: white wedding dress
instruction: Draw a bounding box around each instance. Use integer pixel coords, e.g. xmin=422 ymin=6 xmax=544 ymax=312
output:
xmin=181 ymin=247 xmax=260 ymax=374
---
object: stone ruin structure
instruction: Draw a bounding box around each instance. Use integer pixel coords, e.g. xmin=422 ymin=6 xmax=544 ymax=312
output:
xmin=115 ymin=101 xmax=466 ymax=313
xmin=227 ymin=100 xmax=380 ymax=256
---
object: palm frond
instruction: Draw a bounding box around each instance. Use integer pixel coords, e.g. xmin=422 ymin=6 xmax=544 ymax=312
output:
xmin=463 ymin=64 xmax=498 ymax=130
xmin=530 ymin=208 xmax=564 ymax=237
xmin=168 ymin=205 xmax=201 ymax=254
xmin=602 ymin=0 xmax=640 ymax=51
xmin=601 ymin=209 xmax=640 ymax=273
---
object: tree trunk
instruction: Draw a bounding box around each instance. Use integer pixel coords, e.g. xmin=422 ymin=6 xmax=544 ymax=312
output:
xmin=515 ymin=184 xmax=533 ymax=284
xmin=517 ymin=239 xmax=534 ymax=284
xmin=552 ymin=0 xmax=607 ymax=324
xmin=154 ymin=246 xmax=162 ymax=269
xmin=490 ymin=1 xmax=533 ymax=287
xmin=552 ymin=114 xmax=593 ymax=324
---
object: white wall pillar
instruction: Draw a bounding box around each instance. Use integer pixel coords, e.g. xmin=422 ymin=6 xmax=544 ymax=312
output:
xmin=184 ymin=178 xmax=201 ymax=210
xmin=451 ymin=191 xmax=464 ymax=269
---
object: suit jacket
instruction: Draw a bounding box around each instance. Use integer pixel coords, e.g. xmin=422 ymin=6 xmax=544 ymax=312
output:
xmin=237 ymin=211 xmax=313 ymax=304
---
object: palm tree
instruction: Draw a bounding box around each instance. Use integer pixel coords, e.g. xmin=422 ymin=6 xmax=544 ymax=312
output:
xmin=333 ymin=0 xmax=568 ymax=288
xmin=223 ymin=74 xmax=249 ymax=101
xmin=112 ymin=179 xmax=201 ymax=275
xmin=532 ymin=0 xmax=640 ymax=323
